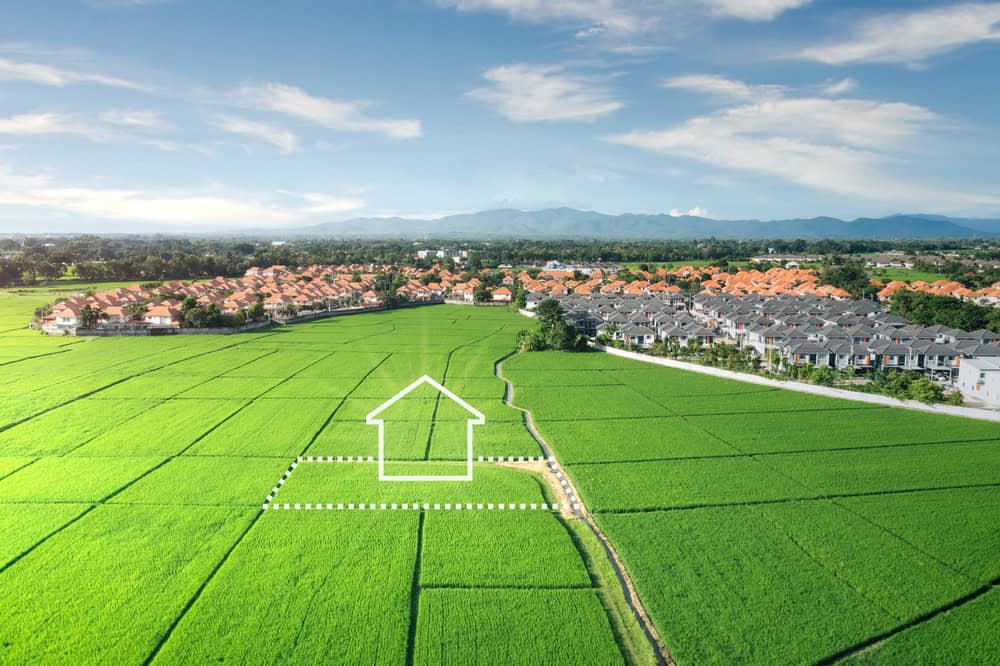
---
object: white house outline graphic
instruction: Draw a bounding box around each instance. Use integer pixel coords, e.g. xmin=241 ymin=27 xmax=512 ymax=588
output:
xmin=366 ymin=375 xmax=486 ymax=481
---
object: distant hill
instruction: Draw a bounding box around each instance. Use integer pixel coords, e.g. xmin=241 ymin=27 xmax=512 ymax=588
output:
xmin=278 ymin=209 xmax=1000 ymax=240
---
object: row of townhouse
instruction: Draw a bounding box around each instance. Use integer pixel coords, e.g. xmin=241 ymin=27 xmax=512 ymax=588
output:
xmin=537 ymin=291 xmax=1000 ymax=392
xmin=697 ymin=293 xmax=1000 ymax=380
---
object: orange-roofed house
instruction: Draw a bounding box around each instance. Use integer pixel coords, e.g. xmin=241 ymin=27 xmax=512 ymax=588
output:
xmin=492 ymin=286 xmax=512 ymax=303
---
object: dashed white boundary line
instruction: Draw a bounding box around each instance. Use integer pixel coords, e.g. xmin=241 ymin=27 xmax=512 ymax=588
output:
xmin=260 ymin=454 xmax=581 ymax=513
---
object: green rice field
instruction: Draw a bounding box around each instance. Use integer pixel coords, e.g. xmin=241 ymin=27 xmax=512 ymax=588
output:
xmin=505 ymin=351 xmax=1000 ymax=665
xmin=1 ymin=287 xmax=997 ymax=664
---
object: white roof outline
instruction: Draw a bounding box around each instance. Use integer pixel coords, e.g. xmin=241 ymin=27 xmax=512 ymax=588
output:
xmin=365 ymin=374 xmax=486 ymax=425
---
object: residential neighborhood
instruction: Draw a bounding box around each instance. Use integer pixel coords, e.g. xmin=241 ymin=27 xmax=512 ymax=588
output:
xmin=534 ymin=290 xmax=1000 ymax=406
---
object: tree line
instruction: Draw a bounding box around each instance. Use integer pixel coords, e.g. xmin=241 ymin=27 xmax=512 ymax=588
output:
xmin=3 ymin=235 xmax=999 ymax=287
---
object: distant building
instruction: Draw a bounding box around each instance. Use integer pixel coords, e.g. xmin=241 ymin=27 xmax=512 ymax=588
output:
xmin=958 ymin=357 xmax=1000 ymax=406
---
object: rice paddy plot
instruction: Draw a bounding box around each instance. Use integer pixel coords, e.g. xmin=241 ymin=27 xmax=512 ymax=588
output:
xmin=0 ymin=505 xmax=254 ymax=664
xmin=536 ymin=417 xmax=737 ymax=464
xmin=414 ymin=589 xmax=625 ymax=666
xmin=72 ymin=399 xmax=246 ymax=456
xmin=110 ymin=456 xmax=288 ymax=506
xmin=687 ymin=408 xmax=1000 ymax=454
xmin=0 ymin=502 xmax=90 ymax=565
xmin=515 ymin=385 xmax=668 ymax=421
xmin=150 ymin=512 xmax=419 ymax=664
xmin=839 ymin=486 xmax=1000 ymax=582
xmin=598 ymin=507 xmax=897 ymax=665
xmin=0 ymin=398 xmax=162 ymax=456
xmin=0 ymin=456 xmax=163 ymax=502
xmin=186 ymin=398 xmax=334 ymax=457
xmin=273 ymin=461 xmax=551 ymax=508
xmin=840 ymin=588 xmax=1000 ymax=665
xmin=421 ymin=511 xmax=591 ymax=587
xmin=569 ymin=458 xmax=808 ymax=512
xmin=764 ymin=439 xmax=1000 ymax=496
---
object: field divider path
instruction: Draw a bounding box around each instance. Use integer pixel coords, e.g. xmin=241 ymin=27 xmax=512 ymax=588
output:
xmin=495 ymin=351 xmax=672 ymax=666
xmin=0 ymin=347 xmax=73 ymax=369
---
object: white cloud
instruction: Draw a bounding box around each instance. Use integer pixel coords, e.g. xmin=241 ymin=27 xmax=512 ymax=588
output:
xmin=440 ymin=0 xmax=651 ymax=34
xmin=299 ymin=192 xmax=367 ymax=214
xmin=606 ymin=78 xmax=1000 ymax=207
xmin=669 ymin=206 xmax=708 ymax=217
xmin=440 ymin=0 xmax=806 ymax=34
xmin=663 ymin=74 xmax=785 ymax=100
xmin=467 ymin=64 xmax=623 ymax=122
xmin=700 ymin=0 xmax=811 ymax=21
xmin=0 ymin=113 xmax=110 ymax=140
xmin=0 ymin=187 xmax=296 ymax=225
xmin=98 ymin=108 xmax=166 ymax=128
xmin=0 ymin=55 xmax=144 ymax=90
xmin=799 ymin=3 xmax=1000 ymax=65
xmin=820 ymin=77 xmax=856 ymax=96
xmin=210 ymin=115 xmax=300 ymax=153
xmin=233 ymin=82 xmax=422 ymax=139
xmin=0 ymin=166 xmax=367 ymax=226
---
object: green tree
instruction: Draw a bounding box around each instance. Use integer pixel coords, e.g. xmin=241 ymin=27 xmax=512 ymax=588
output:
xmin=247 ymin=302 xmax=265 ymax=320
xmin=810 ymin=365 xmax=836 ymax=386
xmin=908 ymin=377 xmax=945 ymax=403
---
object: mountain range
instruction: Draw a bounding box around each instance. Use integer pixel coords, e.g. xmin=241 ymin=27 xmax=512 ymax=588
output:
xmin=5 ymin=209 xmax=1000 ymax=239
xmin=277 ymin=209 xmax=1000 ymax=240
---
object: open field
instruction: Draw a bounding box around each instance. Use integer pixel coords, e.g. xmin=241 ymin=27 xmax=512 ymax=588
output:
xmin=869 ymin=267 xmax=950 ymax=283
xmin=0 ymin=298 xmax=640 ymax=665
xmin=505 ymin=350 xmax=1000 ymax=664
xmin=1 ymin=290 xmax=997 ymax=664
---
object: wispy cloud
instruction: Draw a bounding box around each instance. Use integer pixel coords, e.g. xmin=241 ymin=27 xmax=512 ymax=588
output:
xmin=98 ymin=108 xmax=166 ymax=128
xmin=440 ymin=0 xmax=651 ymax=34
xmin=468 ymin=64 xmax=623 ymax=122
xmin=0 ymin=111 xmax=211 ymax=155
xmin=210 ymin=115 xmax=300 ymax=153
xmin=662 ymin=74 xmax=785 ymax=101
xmin=670 ymin=206 xmax=708 ymax=217
xmin=799 ymin=2 xmax=1000 ymax=65
xmin=0 ymin=55 xmax=145 ymax=90
xmin=820 ymin=77 xmax=856 ymax=96
xmin=439 ymin=0 xmax=808 ymax=48
xmin=0 ymin=112 xmax=108 ymax=140
xmin=0 ymin=165 xmax=366 ymax=226
xmin=233 ymin=81 xmax=422 ymax=139
xmin=299 ymin=192 xmax=367 ymax=214
xmin=699 ymin=0 xmax=811 ymax=21
xmin=608 ymin=77 xmax=1000 ymax=207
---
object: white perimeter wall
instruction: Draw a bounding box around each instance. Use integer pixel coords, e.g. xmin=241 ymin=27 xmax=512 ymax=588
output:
xmin=592 ymin=343 xmax=1000 ymax=423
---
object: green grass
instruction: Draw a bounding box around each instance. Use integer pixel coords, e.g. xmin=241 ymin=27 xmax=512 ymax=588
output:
xmin=421 ymin=511 xmax=591 ymax=587
xmin=842 ymin=588 xmax=1000 ymax=665
xmin=414 ymin=589 xmax=625 ymax=666
xmin=151 ymin=512 xmax=420 ymax=664
xmin=507 ymin=348 xmax=1000 ymax=664
xmin=869 ymin=267 xmax=949 ymax=284
xmin=0 ymin=505 xmax=255 ymax=664
xmin=1 ymin=293 xmax=996 ymax=665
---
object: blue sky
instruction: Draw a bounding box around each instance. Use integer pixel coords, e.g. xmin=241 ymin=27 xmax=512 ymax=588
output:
xmin=1 ymin=0 xmax=999 ymax=232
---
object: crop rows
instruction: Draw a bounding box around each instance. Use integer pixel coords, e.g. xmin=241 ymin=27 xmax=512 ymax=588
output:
xmin=505 ymin=349 xmax=1000 ymax=664
xmin=0 ymin=299 xmax=628 ymax=665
